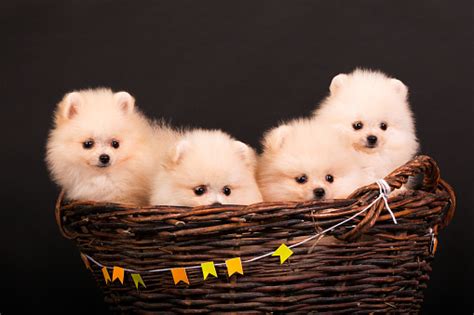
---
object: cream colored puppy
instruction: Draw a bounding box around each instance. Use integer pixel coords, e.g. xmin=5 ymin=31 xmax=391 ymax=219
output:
xmin=258 ymin=118 xmax=371 ymax=202
xmin=46 ymin=88 xmax=156 ymax=205
xmin=313 ymin=68 xmax=419 ymax=179
xmin=150 ymin=129 xmax=262 ymax=207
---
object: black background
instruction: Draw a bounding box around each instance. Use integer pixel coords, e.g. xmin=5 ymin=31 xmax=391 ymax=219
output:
xmin=1 ymin=1 xmax=472 ymax=313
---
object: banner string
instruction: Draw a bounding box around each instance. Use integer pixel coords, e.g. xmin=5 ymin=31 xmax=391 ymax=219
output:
xmin=84 ymin=179 xmax=396 ymax=273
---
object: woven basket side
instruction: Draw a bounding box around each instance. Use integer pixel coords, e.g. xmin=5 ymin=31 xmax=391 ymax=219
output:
xmin=54 ymin=155 xmax=456 ymax=313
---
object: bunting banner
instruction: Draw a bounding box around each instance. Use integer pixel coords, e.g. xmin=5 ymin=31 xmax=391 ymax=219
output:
xmin=131 ymin=273 xmax=146 ymax=289
xmin=80 ymin=180 xmax=397 ymax=287
xmin=201 ymin=261 xmax=218 ymax=280
xmin=171 ymin=268 xmax=190 ymax=285
xmin=80 ymin=252 xmax=92 ymax=270
xmin=112 ymin=266 xmax=125 ymax=284
xmin=225 ymin=257 xmax=243 ymax=277
xmin=101 ymin=267 xmax=111 ymax=284
xmin=272 ymin=244 xmax=293 ymax=264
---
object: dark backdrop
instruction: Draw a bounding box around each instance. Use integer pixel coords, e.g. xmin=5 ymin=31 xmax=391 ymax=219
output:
xmin=1 ymin=1 xmax=472 ymax=313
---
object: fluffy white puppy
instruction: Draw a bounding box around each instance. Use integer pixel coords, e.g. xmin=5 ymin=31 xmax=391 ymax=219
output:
xmin=150 ymin=129 xmax=263 ymax=207
xmin=313 ymin=68 xmax=419 ymax=179
xmin=46 ymin=88 xmax=156 ymax=205
xmin=258 ymin=118 xmax=371 ymax=202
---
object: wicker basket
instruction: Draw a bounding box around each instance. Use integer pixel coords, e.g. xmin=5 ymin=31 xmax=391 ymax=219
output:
xmin=55 ymin=155 xmax=455 ymax=314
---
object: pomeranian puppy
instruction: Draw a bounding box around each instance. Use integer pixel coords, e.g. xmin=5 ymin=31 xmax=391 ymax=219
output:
xmin=258 ymin=118 xmax=371 ymax=202
xmin=313 ymin=68 xmax=419 ymax=179
xmin=150 ymin=129 xmax=263 ymax=207
xmin=46 ymin=88 xmax=157 ymax=205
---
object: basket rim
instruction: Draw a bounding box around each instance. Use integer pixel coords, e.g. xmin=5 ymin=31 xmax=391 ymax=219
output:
xmin=55 ymin=155 xmax=456 ymax=241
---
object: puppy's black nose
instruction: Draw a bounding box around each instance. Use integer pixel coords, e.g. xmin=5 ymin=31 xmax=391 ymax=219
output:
xmin=367 ymin=135 xmax=378 ymax=145
xmin=313 ymin=188 xmax=325 ymax=199
xmin=211 ymin=202 xmax=222 ymax=206
xmin=99 ymin=154 xmax=110 ymax=164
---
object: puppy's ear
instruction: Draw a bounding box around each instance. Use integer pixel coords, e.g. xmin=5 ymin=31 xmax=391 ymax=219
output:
xmin=57 ymin=91 xmax=81 ymax=122
xmin=390 ymin=79 xmax=408 ymax=98
xmin=329 ymin=74 xmax=348 ymax=94
xmin=262 ymin=125 xmax=290 ymax=152
xmin=114 ymin=91 xmax=135 ymax=114
xmin=234 ymin=141 xmax=258 ymax=169
xmin=163 ymin=139 xmax=189 ymax=169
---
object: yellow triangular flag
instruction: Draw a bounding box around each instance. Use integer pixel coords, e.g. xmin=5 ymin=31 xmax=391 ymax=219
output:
xmin=201 ymin=262 xmax=217 ymax=280
xmin=112 ymin=266 xmax=125 ymax=284
xmin=225 ymin=257 xmax=243 ymax=277
xmin=101 ymin=267 xmax=111 ymax=284
xmin=80 ymin=253 xmax=92 ymax=270
xmin=272 ymin=244 xmax=293 ymax=264
xmin=131 ymin=274 xmax=146 ymax=289
xmin=171 ymin=268 xmax=190 ymax=285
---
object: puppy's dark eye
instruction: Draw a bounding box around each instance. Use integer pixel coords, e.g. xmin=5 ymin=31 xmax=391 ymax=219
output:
xmin=380 ymin=122 xmax=388 ymax=131
xmin=223 ymin=186 xmax=231 ymax=196
xmin=295 ymin=174 xmax=308 ymax=184
xmin=111 ymin=140 xmax=120 ymax=149
xmin=352 ymin=121 xmax=363 ymax=130
xmin=325 ymin=174 xmax=334 ymax=183
xmin=193 ymin=185 xmax=207 ymax=196
xmin=82 ymin=140 xmax=94 ymax=149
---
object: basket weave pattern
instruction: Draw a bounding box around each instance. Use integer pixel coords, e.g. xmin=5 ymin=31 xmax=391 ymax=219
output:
xmin=56 ymin=155 xmax=455 ymax=314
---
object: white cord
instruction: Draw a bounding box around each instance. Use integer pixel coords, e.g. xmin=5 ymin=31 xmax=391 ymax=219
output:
xmin=376 ymin=179 xmax=397 ymax=224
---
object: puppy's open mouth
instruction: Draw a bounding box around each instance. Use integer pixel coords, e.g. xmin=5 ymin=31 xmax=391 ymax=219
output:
xmin=96 ymin=164 xmax=110 ymax=168
xmin=365 ymin=143 xmax=378 ymax=149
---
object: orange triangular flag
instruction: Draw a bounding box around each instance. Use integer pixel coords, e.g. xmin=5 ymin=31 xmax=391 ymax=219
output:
xmin=112 ymin=266 xmax=125 ymax=284
xmin=101 ymin=267 xmax=111 ymax=284
xmin=171 ymin=268 xmax=190 ymax=285
xmin=225 ymin=257 xmax=243 ymax=277
xmin=80 ymin=253 xmax=92 ymax=270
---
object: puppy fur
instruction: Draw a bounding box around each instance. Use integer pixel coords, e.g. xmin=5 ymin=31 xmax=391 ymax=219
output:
xmin=258 ymin=118 xmax=372 ymax=202
xmin=150 ymin=129 xmax=263 ymax=207
xmin=313 ymin=68 xmax=419 ymax=179
xmin=46 ymin=88 xmax=157 ymax=205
